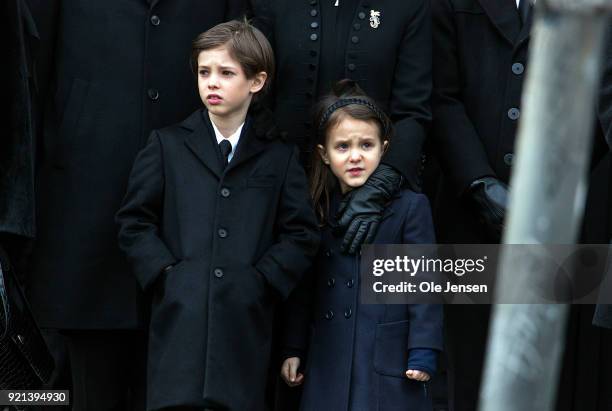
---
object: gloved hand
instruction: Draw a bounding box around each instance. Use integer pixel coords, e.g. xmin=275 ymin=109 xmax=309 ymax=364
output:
xmin=336 ymin=164 xmax=402 ymax=254
xmin=469 ymin=176 xmax=508 ymax=241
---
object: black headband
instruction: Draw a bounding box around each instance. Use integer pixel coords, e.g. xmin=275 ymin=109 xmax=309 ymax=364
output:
xmin=318 ymin=97 xmax=389 ymax=134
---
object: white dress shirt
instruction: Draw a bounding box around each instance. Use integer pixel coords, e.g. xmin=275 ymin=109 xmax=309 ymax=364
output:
xmin=210 ymin=117 xmax=244 ymax=163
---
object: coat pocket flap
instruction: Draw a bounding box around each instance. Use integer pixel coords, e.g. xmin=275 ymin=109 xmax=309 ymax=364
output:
xmin=373 ymin=320 xmax=410 ymax=378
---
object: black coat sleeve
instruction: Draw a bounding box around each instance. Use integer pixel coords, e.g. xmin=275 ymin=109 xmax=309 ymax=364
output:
xmin=115 ymin=131 xmax=177 ymax=291
xmin=432 ymin=0 xmax=495 ymax=196
xmin=381 ymin=0 xmax=432 ymax=188
xmin=254 ymin=146 xmax=320 ymax=300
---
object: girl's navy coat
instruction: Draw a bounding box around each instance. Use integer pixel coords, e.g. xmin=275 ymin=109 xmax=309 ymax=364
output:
xmin=116 ymin=109 xmax=319 ymax=411
xmin=285 ymin=190 xmax=443 ymax=411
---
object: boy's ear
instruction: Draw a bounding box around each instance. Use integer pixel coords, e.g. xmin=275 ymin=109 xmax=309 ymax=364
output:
xmin=249 ymin=71 xmax=268 ymax=94
xmin=316 ymin=144 xmax=330 ymax=165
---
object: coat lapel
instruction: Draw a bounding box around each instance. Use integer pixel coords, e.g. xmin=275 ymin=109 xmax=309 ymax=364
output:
xmin=478 ymin=0 xmax=521 ymax=46
xmin=183 ymin=111 xmax=223 ymax=179
xmin=226 ymin=120 xmax=268 ymax=173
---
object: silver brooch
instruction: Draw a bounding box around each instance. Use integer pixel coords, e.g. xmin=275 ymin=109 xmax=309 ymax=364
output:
xmin=369 ymin=10 xmax=381 ymax=29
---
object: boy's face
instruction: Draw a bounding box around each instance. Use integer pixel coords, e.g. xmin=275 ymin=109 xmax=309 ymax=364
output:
xmin=197 ymin=45 xmax=266 ymax=122
xmin=317 ymin=116 xmax=388 ymax=194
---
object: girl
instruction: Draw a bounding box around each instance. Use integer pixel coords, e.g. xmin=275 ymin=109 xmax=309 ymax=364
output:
xmin=251 ymin=0 xmax=431 ymax=255
xmin=280 ymin=80 xmax=443 ymax=411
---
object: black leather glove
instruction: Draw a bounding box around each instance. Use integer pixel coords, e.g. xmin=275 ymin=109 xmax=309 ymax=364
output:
xmin=469 ymin=176 xmax=508 ymax=241
xmin=336 ymin=164 xmax=402 ymax=254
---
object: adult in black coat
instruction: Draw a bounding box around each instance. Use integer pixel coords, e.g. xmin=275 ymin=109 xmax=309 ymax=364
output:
xmin=431 ymin=1 xmax=530 ymax=410
xmin=25 ymin=1 xmax=245 ymax=409
xmin=116 ymin=108 xmax=320 ymax=411
xmin=251 ymin=0 xmax=432 ymax=252
xmin=433 ymin=1 xmax=612 ymax=410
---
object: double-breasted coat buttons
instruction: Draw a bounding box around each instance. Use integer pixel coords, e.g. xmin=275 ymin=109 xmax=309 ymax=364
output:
xmin=213 ymin=268 xmax=224 ymax=278
xmin=507 ymin=108 xmax=520 ymax=120
xmin=344 ymin=308 xmax=352 ymax=318
xmin=504 ymin=153 xmax=514 ymax=166
xmin=218 ymin=228 xmax=227 ymax=238
xmin=220 ymin=187 xmax=230 ymax=198
xmin=328 ymin=277 xmax=335 ymax=287
xmin=150 ymin=15 xmax=160 ymax=26
xmin=325 ymin=310 xmax=334 ymax=320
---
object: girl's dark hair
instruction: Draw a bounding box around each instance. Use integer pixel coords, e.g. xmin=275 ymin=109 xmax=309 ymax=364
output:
xmin=310 ymin=79 xmax=393 ymax=224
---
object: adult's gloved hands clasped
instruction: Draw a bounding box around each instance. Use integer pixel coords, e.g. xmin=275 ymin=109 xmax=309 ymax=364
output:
xmin=336 ymin=164 xmax=402 ymax=254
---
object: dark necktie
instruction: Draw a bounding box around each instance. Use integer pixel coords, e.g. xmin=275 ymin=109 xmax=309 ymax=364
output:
xmin=219 ymin=139 xmax=232 ymax=168
xmin=518 ymin=0 xmax=531 ymax=27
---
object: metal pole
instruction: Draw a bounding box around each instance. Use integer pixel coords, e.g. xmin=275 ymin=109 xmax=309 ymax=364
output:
xmin=478 ymin=1 xmax=611 ymax=410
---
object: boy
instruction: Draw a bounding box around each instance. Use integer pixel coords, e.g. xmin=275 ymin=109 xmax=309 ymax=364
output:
xmin=116 ymin=20 xmax=319 ymax=411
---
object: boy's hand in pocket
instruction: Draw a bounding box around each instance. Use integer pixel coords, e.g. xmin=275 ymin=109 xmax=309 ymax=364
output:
xmin=281 ymin=357 xmax=304 ymax=387
xmin=405 ymin=369 xmax=431 ymax=382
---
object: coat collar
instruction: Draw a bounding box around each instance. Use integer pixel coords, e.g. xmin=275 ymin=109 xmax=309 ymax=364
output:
xmin=182 ymin=109 xmax=271 ymax=178
xmin=478 ymin=0 xmax=530 ymax=46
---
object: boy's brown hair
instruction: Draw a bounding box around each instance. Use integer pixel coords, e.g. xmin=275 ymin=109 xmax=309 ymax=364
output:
xmin=191 ymin=19 xmax=275 ymax=97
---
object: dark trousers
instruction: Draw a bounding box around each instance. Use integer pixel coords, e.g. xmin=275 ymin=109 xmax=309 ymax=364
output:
xmin=444 ymin=305 xmax=491 ymax=411
xmin=63 ymin=330 xmax=147 ymax=411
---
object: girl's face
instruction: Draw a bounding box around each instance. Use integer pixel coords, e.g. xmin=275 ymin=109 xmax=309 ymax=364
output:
xmin=317 ymin=116 xmax=388 ymax=193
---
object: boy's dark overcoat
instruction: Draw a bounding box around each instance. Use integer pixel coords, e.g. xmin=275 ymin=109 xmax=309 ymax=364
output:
xmin=26 ymin=0 xmax=246 ymax=329
xmin=252 ymin=0 xmax=431 ymax=186
xmin=116 ymin=109 xmax=320 ymax=411
xmin=286 ymin=190 xmax=443 ymax=411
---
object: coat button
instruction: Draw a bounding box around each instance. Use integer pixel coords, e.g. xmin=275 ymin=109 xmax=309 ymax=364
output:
xmin=353 ymin=23 xmax=361 ymax=30
xmin=310 ymin=33 xmax=318 ymax=41
xmin=348 ymin=63 xmax=356 ymax=71
xmin=504 ymin=153 xmax=514 ymax=166
xmin=324 ymin=310 xmax=334 ymax=320
xmin=220 ymin=187 xmax=230 ymax=197
xmin=218 ymin=228 xmax=228 ymax=238
xmin=327 ymin=277 xmax=335 ymax=287
xmin=311 ymin=21 xmax=319 ymax=29
xmin=507 ymin=108 xmax=520 ymax=120
xmin=148 ymin=88 xmax=159 ymax=101
xmin=512 ymin=62 xmax=525 ymax=75
xmin=150 ymin=15 xmax=160 ymax=26
xmin=358 ymin=11 xmax=366 ymax=19
xmin=347 ymin=278 xmax=354 ymax=288
xmin=325 ymin=249 xmax=332 ymax=257
xmin=344 ymin=308 xmax=352 ymax=319
xmin=351 ymin=36 xmax=359 ymax=44
xmin=310 ymin=9 xmax=318 ymax=17
xmin=213 ymin=268 xmax=224 ymax=278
